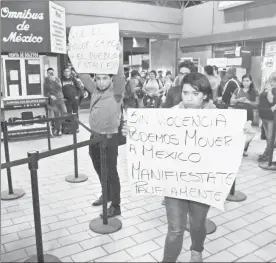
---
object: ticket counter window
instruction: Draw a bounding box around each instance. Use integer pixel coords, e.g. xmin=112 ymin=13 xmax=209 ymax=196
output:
xmin=2 ymin=57 xmax=43 ymax=98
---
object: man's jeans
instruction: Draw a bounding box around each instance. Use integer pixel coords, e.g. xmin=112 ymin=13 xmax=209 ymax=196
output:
xmin=162 ymin=197 xmax=210 ymax=262
xmin=262 ymin=119 xmax=276 ymax=155
xmin=51 ymin=101 xmax=67 ymax=130
xmin=89 ymin=134 xmax=121 ymax=206
xmin=65 ymin=98 xmax=79 ymax=116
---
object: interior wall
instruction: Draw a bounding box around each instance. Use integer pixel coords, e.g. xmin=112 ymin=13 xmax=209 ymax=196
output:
xmin=150 ymin=40 xmax=177 ymax=76
xmin=178 ymin=45 xmax=213 ymax=68
xmin=182 ymin=1 xmax=276 ymax=38
xmin=55 ymin=1 xmax=182 ymax=37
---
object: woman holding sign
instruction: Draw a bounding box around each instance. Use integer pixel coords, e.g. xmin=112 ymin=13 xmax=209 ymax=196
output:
xmin=123 ymin=72 xmax=215 ymax=262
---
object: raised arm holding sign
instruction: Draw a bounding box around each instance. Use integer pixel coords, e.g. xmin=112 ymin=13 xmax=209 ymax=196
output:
xmin=68 ymin=23 xmax=120 ymax=74
xmin=68 ymin=23 xmax=125 ymax=220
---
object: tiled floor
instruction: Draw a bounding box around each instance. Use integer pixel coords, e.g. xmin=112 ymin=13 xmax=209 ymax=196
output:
xmin=1 ymin=111 xmax=276 ymax=262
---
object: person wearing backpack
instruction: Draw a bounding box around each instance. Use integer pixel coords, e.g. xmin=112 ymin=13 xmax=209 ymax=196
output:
xmin=123 ymin=70 xmax=141 ymax=109
xmin=143 ymin=70 xmax=164 ymax=108
xmin=216 ymin=67 xmax=240 ymax=106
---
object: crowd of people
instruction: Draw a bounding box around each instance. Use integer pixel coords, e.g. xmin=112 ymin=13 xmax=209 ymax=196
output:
xmin=44 ymin=43 xmax=276 ymax=262
xmin=123 ymin=62 xmax=276 ymax=161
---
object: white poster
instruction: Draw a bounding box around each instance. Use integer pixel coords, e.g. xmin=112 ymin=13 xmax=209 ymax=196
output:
xmin=28 ymin=74 xmax=41 ymax=84
xmin=28 ymin=59 xmax=40 ymax=65
xmin=10 ymin=70 xmax=18 ymax=81
xmin=207 ymin=58 xmax=227 ymax=68
xmin=49 ymin=1 xmax=67 ymax=54
xmin=68 ymin=23 xmax=120 ymax=74
xmin=9 ymin=84 xmax=19 ymax=97
xmin=127 ymin=109 xmax=246 ymax=211
xmin=265 ymin=41 xmax=276 ymax=56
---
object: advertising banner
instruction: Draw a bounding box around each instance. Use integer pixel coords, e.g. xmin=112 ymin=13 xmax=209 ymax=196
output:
xmin=1 ymin=1 xmax=66 ymax=54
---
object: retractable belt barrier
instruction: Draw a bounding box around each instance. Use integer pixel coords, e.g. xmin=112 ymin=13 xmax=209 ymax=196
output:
xmin=0 ymin=113 xmax=118 ymax=262
xmin=1 ymin=114 xmax=79 ymax=201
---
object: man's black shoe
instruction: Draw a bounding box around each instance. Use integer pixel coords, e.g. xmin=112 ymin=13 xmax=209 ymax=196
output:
xmin=100 ymin=205 xmax=121 ymax=218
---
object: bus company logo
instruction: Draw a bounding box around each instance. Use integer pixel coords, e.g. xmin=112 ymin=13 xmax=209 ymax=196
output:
xmin=1 ymin=6 xmax=44 ymax=44
xmin=1 ymin=7 xmax=44 ymax=20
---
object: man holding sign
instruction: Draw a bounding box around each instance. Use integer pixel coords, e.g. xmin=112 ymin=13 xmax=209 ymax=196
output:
xmin=123 ymin=73 xmax=246 ymax=262
xmin=68 ymin=23 xmax=125 ymax=218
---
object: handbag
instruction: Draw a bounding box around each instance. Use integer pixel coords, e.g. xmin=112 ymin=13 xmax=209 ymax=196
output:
xmin=117 ymin=105 xmax=126 ymax=146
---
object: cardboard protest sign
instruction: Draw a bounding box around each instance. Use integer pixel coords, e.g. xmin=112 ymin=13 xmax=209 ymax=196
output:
xmin=127 ymin=109 xmax=247 ymax=211
xmin=68 ymin=23 xmax=119 ymax=74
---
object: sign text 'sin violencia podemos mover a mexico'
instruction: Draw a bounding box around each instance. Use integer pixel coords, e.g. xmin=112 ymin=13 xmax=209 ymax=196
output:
xmin=127 ymin=109 xmax=246 ymax=211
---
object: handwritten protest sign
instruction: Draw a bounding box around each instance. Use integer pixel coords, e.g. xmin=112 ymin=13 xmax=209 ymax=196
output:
xmin=68 ymin=23 xmax=119 ymax=74
xmin=127 ymin=109 xmax=247 ymax=211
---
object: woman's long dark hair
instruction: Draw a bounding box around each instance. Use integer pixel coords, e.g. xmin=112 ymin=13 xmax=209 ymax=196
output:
xmin=241 ymin=74 xmax=257 ymax=101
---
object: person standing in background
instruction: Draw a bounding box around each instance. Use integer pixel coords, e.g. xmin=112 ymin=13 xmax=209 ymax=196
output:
xmin=143 ymin=70 xmax=164 ymax=108
xmin=204 ymin=65 xmax=219 ymax=101
xmin=123 ymin=70 xmax=140 ymax=109
xmin=161 ymin=71 xmax=174 ymax=104
xmin=258 ymin=73 xmax=276 ymax=162
xmin=213 ymin=65 xmax=221 ymax=88
xmin=157 ymin=70 xmax=165 ymax=86
xmin=44 ymin=68 xmax=67 ymax=136
xmin=71 ymin=67 xmax=85 ymax=105
xmin=230 ymin=74 xmax=259 ymax=157
xmin=61 ymin=67 xmax=84 ymax=117
xmin=140 ymin=70 xmax=147 ymax=85
xmin=217 ymin=67 xmax=240 ymax=105
xmin=163 ymin=61 xmax=195 ymax=108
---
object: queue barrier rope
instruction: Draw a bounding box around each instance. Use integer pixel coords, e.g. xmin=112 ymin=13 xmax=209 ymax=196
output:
xmin=1 ymin=113 xmax=123 ymax=262
xmin=1 ymin=114 xmax=110 ymax=262
xmin=1 ymin=137 xmax=102 ymax=170
xmin=1 ymin=114 xmax=82 ymax=201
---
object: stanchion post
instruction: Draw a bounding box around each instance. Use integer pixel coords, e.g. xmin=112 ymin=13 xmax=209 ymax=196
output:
xmin=100 ymin=135 xmax=108 ymax=225
xmin=226 ymin=179 xmax=247 ymax=202
xmin=45 ymin=106 xmax=51 ymax=151
xmin=65 ymin=114 xmax=88 ymax=183
xmin=1 ymin=121 xmax=25 ymax=201
xmin=25 ymin=151 xmax=60 ymax=263
xmin=230 ymin=179 xmax=235 ymax=196
xmin=89 ymin=134 xmax=122 ymax=234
